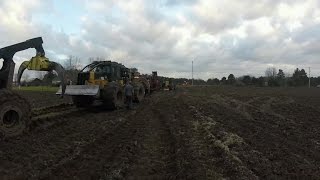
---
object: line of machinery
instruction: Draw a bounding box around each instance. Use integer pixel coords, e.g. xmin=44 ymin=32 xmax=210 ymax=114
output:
xmin=56 ymin=61 xmax=151 ymax=109
xmin=0 ymin=37 xmax=173 ymax=138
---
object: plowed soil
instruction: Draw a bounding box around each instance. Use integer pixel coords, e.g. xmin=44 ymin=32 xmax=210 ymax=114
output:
xmin=15 ymin=91 xmax=72 ymax=108
xmin=1 ymin=86 xmax=320 ymax=179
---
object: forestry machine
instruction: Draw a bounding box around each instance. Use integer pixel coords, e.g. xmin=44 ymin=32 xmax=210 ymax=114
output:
xmin=0 ymin=37 xmax=65 ymax=138
xmin=57 ymin=61 xmax=150 ymax=109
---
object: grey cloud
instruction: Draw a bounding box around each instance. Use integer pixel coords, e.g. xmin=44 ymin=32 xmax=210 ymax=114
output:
xmin=293 ymin=23 xmax=320 ymax=43
xmin=164 ymin=0 xmax=197 ymax=6
xmin=1 ymin=0 xmax=320 ymax=80
xmin=190 ymin=0 xmax=281 ymax=35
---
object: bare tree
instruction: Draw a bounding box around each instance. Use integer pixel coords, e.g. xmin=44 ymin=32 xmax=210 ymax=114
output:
xmin=65 ymin=55 xmax=81 ymax=70
xmin=265 ymin=67 xmax=277 ymax=78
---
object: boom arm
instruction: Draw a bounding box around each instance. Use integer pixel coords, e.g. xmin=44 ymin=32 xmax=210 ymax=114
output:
xmin=0 ymin=37 xmax=45 ymax=89
xmin=0 ymin=37 xmax=45 ymax=60
xmin=0 ymin=37 xmax=66 ymax=96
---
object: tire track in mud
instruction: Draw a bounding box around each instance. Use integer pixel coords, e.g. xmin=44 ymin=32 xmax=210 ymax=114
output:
xmin=28 ymin=103 xmax=120 ymax=132
xmin=4 ymin=87 xmax=319 ymax=179
xmin=38 ymin=111 xmax=136 ymax=179
xmin=31 ymin=103 xmax=74 ymax=117
xmin=124 ymin=105 xmax=179 ymax=179
xmin=168 ymin=101 xmax=218 ymax=179
xmin=175 ymin=96 xmax=257 ymax=179
xmin=30 ymin=103 xmax=80 ymax=131
xmin=186 ymin=93 xmax=320 ymax=178
xmin=40 ymin=90 xmax=204 ymax=179
xmin=34 ymin=92 xmax=164 ymax=179
xmin=39 ymin=109 xmax=146 ymax=179
xmin=16 ymin=91 xmax=72 ymax=109
xmin=0 ymin=105 xmax=128 ymax=179
xmin=125 ymin=90 xmax=209 ymax=179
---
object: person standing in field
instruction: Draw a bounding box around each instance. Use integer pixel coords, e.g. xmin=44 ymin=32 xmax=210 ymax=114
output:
xmin=124 ymin=81 xmax=134 ymax=109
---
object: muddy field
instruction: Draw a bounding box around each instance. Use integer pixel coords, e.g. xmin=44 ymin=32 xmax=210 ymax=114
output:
xmin=16 ymin=91 xmax=72 ymax=109
xmin=0 ymin=86 xmax=320 ymax=179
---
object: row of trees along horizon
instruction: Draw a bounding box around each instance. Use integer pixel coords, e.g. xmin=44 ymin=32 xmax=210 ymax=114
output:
xmin=195 ymin=67 xmax=320 ymax=87
xmin=19 ymin=56 xmax=320 ymax=87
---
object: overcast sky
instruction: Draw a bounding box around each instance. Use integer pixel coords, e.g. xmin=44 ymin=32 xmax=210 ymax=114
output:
xmin=1 ymin=0 xmax=320 ymax=79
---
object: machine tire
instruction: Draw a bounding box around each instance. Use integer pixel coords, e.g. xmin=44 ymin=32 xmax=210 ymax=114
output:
xmin=0 ymin=89 xmax=31 ymax=139
xmin=133 ymin=83 xmax=145 ymax=103
xmin=102 ymin=86 xmax=124 ymax=110
xmin=72 ymin=95 xmax=94 ymax=108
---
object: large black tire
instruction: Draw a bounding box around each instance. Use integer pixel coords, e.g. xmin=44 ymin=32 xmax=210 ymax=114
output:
xmin=72 ymin=95 xmax=94 ymax=108
xmin=133 ymin=83 xmax=145 ymax=103
xmin=0 ymin=89 xmax=31 ymax=138
xmin=101 ymin=85 xmax=124 ymax=110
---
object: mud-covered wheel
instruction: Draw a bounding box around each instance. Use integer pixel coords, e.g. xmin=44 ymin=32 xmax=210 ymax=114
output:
xmin=133 ymin=83 xmax=145 ymax=103
xmin=72 ymin=95 xmax=94 ymax=107
xmin=102 ymin=86 xmax=124 ymax=109
xmin=0 ymin=90 xmax=31 ymax=138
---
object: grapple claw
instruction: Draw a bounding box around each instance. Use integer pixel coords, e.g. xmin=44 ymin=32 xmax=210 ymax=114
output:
xmin=16 ymin=55 xmax=66 ymax=97
xmin=49 ymin=61 xmax=66 ymax=97
xmin=17 ymin=61 xmax=29 ymax=86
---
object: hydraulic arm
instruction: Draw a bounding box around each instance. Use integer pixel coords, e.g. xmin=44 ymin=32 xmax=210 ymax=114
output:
xmin=0 ymin=37 xmax=65 ymax=95
xmin=0 ymin=37 xmax=66 ymax=138
xmin=0 ymin=37 xmax=44 ymax=88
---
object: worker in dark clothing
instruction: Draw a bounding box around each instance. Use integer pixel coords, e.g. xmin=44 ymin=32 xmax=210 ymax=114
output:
xmin=124 ymin=81 xmax=134 ymax=109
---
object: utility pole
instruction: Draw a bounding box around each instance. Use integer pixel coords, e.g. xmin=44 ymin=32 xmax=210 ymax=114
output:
xmin=309 ymin=67 xmax=311 ymax=88
xmin=192 ymin=61 xmax=194 ymax=86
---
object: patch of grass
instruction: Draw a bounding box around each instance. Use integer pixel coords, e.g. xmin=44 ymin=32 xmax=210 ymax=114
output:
xmin=13 ymin=86 xmax=59 ymax=92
